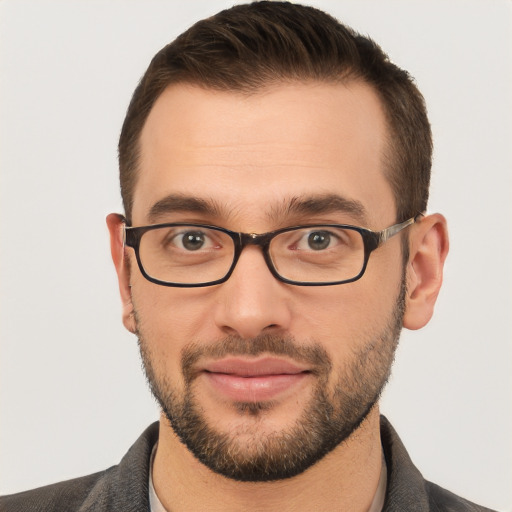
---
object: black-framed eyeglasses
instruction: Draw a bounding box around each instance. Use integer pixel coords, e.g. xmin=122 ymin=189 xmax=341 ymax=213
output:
xmin=123 ymin=216 xmax=419 ymax=287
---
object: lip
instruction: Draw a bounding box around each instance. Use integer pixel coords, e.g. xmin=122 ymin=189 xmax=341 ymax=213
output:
xmin=201 ymin=357 xmax=311 ymax=402
xmin=203 ymin=357 xmax=309 ymax=376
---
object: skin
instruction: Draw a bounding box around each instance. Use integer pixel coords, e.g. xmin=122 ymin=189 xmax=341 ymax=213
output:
xmin=107 ymin=81 xmax=449 ymax=511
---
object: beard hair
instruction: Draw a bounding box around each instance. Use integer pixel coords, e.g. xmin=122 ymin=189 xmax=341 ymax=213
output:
xmin=136 ymin=277 xmax=406 ymax=482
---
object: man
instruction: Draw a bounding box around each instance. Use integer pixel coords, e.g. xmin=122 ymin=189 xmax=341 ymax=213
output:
xmin=0 ymin=2 xmax=499 ymax=511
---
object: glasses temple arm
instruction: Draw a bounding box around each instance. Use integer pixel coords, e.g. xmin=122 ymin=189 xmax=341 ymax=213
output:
xmin=378 ymin=214 xmax=422 ymax=244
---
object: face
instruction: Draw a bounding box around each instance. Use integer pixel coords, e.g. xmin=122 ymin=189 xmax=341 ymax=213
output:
xmin=123 ymin=82 xmax=406 ymax=481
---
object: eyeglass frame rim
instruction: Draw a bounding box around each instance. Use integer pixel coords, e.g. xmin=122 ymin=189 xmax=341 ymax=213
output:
xmin=121 ymin=214 xmax=421 ymax=288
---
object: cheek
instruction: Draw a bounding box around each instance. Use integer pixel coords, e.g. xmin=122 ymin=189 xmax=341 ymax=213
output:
xmin=294 ymin=268 xmax=403 ymax=361
xmin=132 ymin=276 xmax=217 ymax=350
xmin=133 ymin=296 xmax=205 ymax=397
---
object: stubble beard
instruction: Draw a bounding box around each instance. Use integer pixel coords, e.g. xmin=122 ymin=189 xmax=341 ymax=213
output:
xmin=136 ymin=279 xmax=406 ymax=482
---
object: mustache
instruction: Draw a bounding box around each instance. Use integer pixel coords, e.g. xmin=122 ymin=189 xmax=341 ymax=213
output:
xmin=181 ymin=333 xmax=332 ymax=381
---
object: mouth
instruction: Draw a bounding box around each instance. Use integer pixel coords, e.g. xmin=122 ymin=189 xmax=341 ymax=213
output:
xmin=200 ymin=357 xmax=312 ymax=402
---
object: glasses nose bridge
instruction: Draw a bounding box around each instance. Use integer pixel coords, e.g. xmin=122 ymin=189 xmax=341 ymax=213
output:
xmin=232 ymin=231 xmax=276 ymax=273
xmin=240 ymin=231 xmax=273 ymax=246
xmin=237 ymin=231 xmax=274 ymax=254
xmin=238 ymin=232 xmax=276 ymax=250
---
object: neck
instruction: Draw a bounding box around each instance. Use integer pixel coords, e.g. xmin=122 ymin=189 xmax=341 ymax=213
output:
xmin=152 ymin=407 xmax=384 ymax=512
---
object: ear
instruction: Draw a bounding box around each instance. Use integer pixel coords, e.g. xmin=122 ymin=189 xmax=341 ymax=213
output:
xmin=106 ymin=213 xmax=137 ymax=334
xmin=403 ymin=213 xmax=449 ymax=330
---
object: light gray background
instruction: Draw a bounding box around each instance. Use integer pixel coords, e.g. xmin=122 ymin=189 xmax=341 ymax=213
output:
xmin=1 ymin=1 xmax=511 ymax=510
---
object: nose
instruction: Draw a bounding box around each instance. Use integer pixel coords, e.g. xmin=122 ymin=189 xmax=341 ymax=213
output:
xmin=213 ymin=246 xmax=292 ymax=339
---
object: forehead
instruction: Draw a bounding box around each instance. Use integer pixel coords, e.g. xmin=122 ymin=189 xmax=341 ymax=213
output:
xmin=133 ymin=81 xmax=394 ymax=228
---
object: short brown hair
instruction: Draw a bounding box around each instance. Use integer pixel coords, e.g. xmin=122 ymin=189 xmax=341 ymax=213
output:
xmin=118 ymin=1 xmax=431 ymax=224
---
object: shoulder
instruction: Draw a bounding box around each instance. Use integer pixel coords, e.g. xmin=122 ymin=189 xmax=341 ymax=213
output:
xmin=0 ymin=422 xmax=159 ymax=512
xmin=0 ymin=471 xmax=107 ymax=512
xmin=425 ymin=481 xmax=497 ymax=512
xmin=380 ymin=416 xmax=497 ymax=512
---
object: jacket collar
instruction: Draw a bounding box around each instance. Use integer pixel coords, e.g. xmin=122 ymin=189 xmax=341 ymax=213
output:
xmin=78 ymin=422 xmax=159 ymax=512
xmin=380 ymin=416 xmax=430 ymax=511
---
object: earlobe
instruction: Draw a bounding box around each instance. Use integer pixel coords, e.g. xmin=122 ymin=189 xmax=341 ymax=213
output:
xmin=403 ymin=213 xmax=449 ymax=330
xmin=106 ymin=213 xmax=137 ymax=334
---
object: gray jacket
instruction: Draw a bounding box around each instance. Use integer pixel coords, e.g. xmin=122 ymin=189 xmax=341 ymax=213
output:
xmin=0 ymin=417 xmax=495 ymax=511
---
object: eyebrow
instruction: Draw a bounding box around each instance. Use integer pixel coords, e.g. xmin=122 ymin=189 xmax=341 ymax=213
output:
xmin=147 ymin=194 xmax=223 ymax=223
xmin=271 ymin=194 xmax=368 ymax=225
xmin=146 ymin=192 xmax=368 ymax=226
